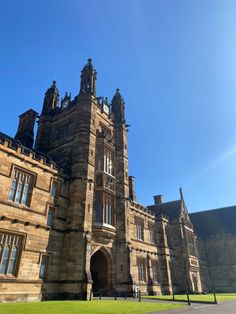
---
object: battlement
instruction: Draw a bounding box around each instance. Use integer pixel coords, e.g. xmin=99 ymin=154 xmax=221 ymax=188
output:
xmin=0 ymin=132 xmax=60 ymax=172
xmin=129 ymin=200 xmax=155 ymax=218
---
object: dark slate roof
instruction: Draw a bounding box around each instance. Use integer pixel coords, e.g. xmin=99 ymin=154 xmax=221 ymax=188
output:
xmin=147 ymin=200 xmax=183 ymax=221
xmin=190 ymin=206 xmax=236 ymax=238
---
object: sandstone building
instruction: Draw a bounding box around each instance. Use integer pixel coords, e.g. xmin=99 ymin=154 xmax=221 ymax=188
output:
xmin=0 ymin=59 xmax=234 ymax=302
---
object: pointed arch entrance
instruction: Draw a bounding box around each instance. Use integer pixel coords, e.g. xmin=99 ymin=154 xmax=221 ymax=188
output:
xmin=90 ymin=248 xmax=112 ymax=295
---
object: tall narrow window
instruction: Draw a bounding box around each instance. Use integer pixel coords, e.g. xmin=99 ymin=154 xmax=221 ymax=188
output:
xmin=104 ymin=147 xmax=113 ymax=175
xmin=8 ymin=169 xmax=33 ymax=206
xmin=94 ymin=192 xmax=102 ymax=223
xmin=47 ymin=207 xmax=54 ymax=226
xmin=149 ymin=226 xmax=156 ymax=243
xmin=0 ymin=232 xmax=22 ymax=276
xmin=137 ymin=259 xmax=146 ymax=282
xmin=8 ymin=247 xmax=18 ymax=274
xmin=136 ymin=219 xmax=144 ymax=241
xmin=103 ymin=193 xmax=113 ymax=226
xmin=0 ymin=246 xmax=10 ymax=274
xmin=50 ymin=180 xmax=59 ymax=197
xmin=39 ymin=255 xmax=49 ymax=279
xmin=151 ymin=261 xmax=159 ymax=282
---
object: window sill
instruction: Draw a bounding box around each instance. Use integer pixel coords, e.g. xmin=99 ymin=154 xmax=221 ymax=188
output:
xmin=7 ymin=199 xmax=30 ymax=208
xmin=92 ymin=223 xmax=116 ymax=240
xmin=0 ymin=274 xmax=17 ymax=279
xmin=131 ymin=238 xmax=157 ymax=247
xmin=93 ymin=222 xmax=116 ymax=231
xmin=135 ymin=238 xmax=144 ymax=242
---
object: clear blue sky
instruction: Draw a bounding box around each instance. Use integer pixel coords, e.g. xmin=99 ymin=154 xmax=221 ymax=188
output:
xmin=1 ymin=0 xmax=236 ymax=212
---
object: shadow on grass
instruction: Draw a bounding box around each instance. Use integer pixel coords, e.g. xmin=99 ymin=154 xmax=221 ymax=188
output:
xmin=143 ymin=297 xmax=217 ymax=304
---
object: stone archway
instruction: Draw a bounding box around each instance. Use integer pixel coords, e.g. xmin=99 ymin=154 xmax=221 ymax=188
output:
xmin=90 ymin=249 xmax=112 ymax=295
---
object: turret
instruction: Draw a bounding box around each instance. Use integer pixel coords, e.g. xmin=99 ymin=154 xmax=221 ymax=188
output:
xmin=79 ymin=58 xmax=97 ymax=96
xmin=42 ymin=80 xmax=59 ymax=114
xmin=111 ymin=88 xmax=125 ymax=123
xmin=15 ymin=109 xmax=38 ymax=149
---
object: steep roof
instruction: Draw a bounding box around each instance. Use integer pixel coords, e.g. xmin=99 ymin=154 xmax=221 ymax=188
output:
xmin=190 ymin=206 xmax=236 ymax=238
xmin=148 ymin=200 xmax=183 ymax=221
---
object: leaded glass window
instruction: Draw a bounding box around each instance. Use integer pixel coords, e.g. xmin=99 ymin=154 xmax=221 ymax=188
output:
xmin=0 ymin=232 xmax=22 ymax=276
xmin=8 ymin=169 xmax=33 ymax=206
xmin=137 ymin=258 xmax=146 ymax=282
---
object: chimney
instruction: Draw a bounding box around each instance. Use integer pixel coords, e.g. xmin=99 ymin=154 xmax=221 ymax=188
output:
xmin=15 ymin=109 xmax=38 ymax=149
xmin=154 ymin=194 xmax=164 ymax=205
xmin=129 ymin=176 xmax=137 ymax=202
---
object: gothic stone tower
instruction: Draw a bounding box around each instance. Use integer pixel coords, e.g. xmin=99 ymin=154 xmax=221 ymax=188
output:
xmin=35 ymin=59 xmax=132 ymax=298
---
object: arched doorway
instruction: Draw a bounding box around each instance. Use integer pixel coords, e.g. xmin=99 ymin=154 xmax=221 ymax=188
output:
xmin=90 ymin=249 xmax=111 ymax=295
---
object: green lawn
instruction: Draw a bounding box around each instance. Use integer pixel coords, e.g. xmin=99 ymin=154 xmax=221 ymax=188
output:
xmin=144 ymin=293 xmax=236 ymax=303
xmin=0 ymin=300 xmax=184 ymax=314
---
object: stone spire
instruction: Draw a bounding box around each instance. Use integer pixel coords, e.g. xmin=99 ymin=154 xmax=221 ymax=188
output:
xmin=111 ymin=88 xmax=125 ymax=123
xmin=42 ymin=80 xmax=59 ymax=114
xmin=79 ymin=58 xmax=97 ymax=96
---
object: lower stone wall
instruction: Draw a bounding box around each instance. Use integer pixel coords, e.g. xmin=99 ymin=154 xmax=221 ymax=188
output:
xmin=0 ymin=292 xmax=41 ymax=303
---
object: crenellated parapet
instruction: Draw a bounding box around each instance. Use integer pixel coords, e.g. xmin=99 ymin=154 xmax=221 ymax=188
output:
xmin=129 ymin=200 xmax=155 ymax=218
xmin=0 ymin=132 xmax=62 ymax=174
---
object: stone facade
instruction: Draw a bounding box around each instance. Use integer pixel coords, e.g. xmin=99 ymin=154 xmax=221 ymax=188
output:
xmin=0 ymin=58 xmax=233 ymax=302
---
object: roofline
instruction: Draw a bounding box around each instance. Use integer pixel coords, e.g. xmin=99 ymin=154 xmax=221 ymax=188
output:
xmin=190 ymin=204 xmax=236 ymax=216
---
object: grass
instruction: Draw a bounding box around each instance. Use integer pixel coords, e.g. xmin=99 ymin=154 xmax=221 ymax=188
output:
xmin=144 ymin=293 xmax=236 ymax=303
xmin=0 ymin=300 xmax=184 ymax=314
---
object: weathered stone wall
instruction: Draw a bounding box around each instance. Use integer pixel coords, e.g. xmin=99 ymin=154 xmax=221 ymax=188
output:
xmin=129 ymin=203 xmax=161 ymax=295
xmin=0 ymin=137 xmax=68 ymax=302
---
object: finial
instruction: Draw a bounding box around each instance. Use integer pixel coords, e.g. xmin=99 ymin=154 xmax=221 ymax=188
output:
xmin=52 ymin=80 xmax=57 ymax=86
xmin=116 ymin=88 xmax=120 ymax=93
xmin=88 ymin=58 xmax=92 ymax=64
xmin=179 ymin=186 xmax=184 ymax=200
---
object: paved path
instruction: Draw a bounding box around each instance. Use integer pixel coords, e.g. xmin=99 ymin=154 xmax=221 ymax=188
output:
xmin=93 ymin=297 xmax=236 ymax=313
xmin=150 ymin=300 xmax=236 ymax=314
